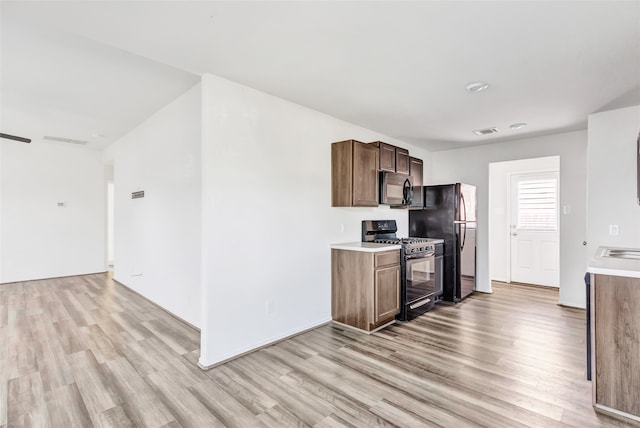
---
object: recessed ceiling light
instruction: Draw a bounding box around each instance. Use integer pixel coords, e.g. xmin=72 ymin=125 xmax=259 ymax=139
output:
xmin=509 ymin=123 xmax=527 ymax=130
xmin=465 ymin=82 xmax=489 ymax=93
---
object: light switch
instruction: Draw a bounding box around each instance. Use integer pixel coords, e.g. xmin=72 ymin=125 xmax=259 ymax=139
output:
xmin=609 ymin=224 xmax=619 ymax=236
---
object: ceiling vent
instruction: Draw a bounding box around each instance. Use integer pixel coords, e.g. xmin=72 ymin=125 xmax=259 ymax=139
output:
xmin=44 ymin=136 xmax=89 ymax=145
xmin=472 ymin=127 xmax=499 ymax=136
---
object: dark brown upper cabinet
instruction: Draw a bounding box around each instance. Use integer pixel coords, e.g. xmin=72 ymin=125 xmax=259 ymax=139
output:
xmin=369 ymin=141 xmax=409 ymax=175
xmin=331 ymin=139 xmax=379 ymax=207
xmin=396 ymin=148 xmax=410 ymax=175
xmin=369 ymin=141 xmax=396 ymax=172
xmin=409 ymin=157 xmax=424 ymax=209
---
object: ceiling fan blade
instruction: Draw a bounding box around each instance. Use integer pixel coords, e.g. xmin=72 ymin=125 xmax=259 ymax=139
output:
xmin=0 ymin=133 xmax=31 ymax=143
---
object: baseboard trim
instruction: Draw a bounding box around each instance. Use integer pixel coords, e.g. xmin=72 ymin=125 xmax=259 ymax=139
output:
xmin=331 ymin=319 xmax=396 ymax=335
xmin=502 ymin=280 xmax=560 ymax=290
xmin=594 ymin=404 xmax=640 ymax=423
xmin=111 ymin=276 xmax=200 ymax=332
xmin=557 ymin=301 xmax=586 ymax=310
xmin=0 ymin=271 xmax=108 ymax=285
xmin=197 ymin=320 xmax=331 ymax=371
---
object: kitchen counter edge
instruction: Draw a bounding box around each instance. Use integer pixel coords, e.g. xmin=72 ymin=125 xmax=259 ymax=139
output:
xmin=587 ymin=246 xmax=640 ymax=278
xmin=330 ymin=242 xmax=402 ymax=252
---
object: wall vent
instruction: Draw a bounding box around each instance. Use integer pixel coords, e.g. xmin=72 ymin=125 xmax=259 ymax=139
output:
xmin=472 ymin=127 xmax=499 ymax=136
xmin=43 ymin=136 xmax=88 ymax=145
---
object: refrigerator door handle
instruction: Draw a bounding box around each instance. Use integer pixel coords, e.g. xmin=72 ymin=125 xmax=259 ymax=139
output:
xmin=460 ymin=189 xmax=468 ymax=250
xmin=461 ymin=222 xmax=467 ymax=251
xmin=460 ymin=192 xmax=467 ymax=222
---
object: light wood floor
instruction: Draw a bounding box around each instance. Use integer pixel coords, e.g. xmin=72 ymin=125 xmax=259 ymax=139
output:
xmin=2 ymin=274 xmax=639 ymax=427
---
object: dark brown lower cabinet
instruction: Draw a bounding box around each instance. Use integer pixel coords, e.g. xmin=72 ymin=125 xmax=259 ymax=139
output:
xmin=331 ymin=249 xmax=400 ymax=332
xmin=591 ymin=274 xmax=640 ymax=422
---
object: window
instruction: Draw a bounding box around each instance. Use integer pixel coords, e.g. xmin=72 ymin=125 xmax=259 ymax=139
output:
xmin=517 ymin=177 xmax=558 ymax=231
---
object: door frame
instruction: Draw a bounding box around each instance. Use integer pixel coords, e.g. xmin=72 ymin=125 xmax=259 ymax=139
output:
xmin=506 ymin=168 xmax=560 ymax=285
xmin=488 ymin=156 xmax=561 ymax=288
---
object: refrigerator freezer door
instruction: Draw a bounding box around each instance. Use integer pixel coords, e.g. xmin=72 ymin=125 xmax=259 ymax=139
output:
xmin=460 ymin=184 xmax=477 ymax=223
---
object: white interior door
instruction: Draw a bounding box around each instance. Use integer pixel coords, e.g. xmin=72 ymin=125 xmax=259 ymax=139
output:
xmin=509 ymin=172 xmax=559 ymax=287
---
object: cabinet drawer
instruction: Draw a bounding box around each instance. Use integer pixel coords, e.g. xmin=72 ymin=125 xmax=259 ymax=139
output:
xmin=375 ymin=250 xmax=400 ymax=268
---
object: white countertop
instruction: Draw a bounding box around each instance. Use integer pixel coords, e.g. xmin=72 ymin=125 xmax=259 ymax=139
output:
xmin=330 ymin=242 xmax=401 ymax=252
xmin=587 ymin=246 xmax=640 ymax=278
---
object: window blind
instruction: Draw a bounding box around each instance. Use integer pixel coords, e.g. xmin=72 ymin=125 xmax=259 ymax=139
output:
xmin=517 ymin=178 xmax=557 ymax=231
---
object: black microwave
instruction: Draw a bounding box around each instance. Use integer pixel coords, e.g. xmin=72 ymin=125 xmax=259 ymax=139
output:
xmin=380 ymin=171 xmax=413 ymax=206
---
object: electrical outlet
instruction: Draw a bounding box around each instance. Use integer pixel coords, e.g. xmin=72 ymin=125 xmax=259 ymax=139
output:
xmin=609 ymin=224 xmax=619 ymax=236
xmin=266 ymin=299 xmax=275 ymax=315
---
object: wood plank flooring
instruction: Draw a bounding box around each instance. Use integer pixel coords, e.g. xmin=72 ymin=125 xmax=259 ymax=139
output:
xmin=1 ymin=274 xmax=639 ymax=427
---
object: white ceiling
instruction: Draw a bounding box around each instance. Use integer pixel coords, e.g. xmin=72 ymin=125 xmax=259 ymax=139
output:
xmin=2 ymin=1 xmax=639 ymax=151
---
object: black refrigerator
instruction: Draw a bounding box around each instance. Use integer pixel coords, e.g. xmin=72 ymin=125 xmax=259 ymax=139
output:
xmin=409 ymin=183 xmax=477 ymax=302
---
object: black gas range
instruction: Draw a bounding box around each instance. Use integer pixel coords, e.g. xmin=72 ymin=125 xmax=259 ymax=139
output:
xmin=362 ymin=220 xmax=444 ymax=320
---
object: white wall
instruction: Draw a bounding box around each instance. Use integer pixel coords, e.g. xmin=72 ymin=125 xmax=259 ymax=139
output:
xmin=0 ymin=141 xmax=105 ymax=283
xmin=587 ymin=105 xmax=640 ymax=255
xmin=489 ymin=156 xmax=560 ymax=282
xmin=430 ymin=130 xmax=587 ymax=307
xmin=104 ymin=83 xmax=202 ymax=327
xmin=199 ymin=73 xmax=430 ymax=366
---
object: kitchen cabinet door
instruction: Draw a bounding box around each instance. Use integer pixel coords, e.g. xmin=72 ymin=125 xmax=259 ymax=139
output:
xmin=409 ymin=157 xmax=424 ymax=209
xmin=396 ymin=148 xmax=410 ymax=175
xmin=352 ymin=142 xmax=379 ymax=206
xmin=370 ymin=141 xmax=396 ymax=172
xmin=331 ymin=140 xmax=379 ymax=207
xmin=374 ymin=264 xmax=401 ymax=324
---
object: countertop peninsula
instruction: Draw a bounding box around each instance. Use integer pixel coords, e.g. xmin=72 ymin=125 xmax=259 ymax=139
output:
xmin=587 ymin=246 xmax=640 ymax=278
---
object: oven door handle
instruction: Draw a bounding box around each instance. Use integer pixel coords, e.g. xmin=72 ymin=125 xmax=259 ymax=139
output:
xmin=405 ymin=252 xmax=434 ymax=260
